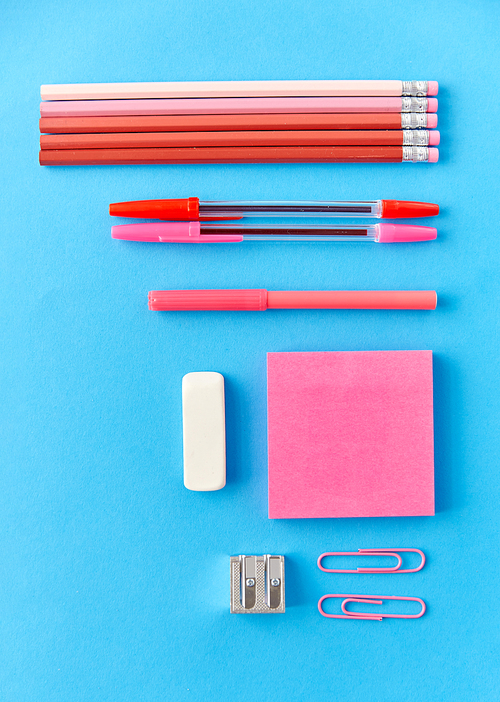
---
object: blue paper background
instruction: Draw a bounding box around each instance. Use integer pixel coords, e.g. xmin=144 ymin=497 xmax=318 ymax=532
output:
xmin=1 ymin=1 xmax=499 ymax=700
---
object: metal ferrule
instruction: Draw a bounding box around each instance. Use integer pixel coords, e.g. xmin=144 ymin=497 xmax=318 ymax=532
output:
xmin=403 ymin=130 xmax=430 ymax=146
xmin=402 ymin=146 xmax=430 ymax=162
xmin=402 ymin=80 xmax=428 ymax=96
xmin=401 ymin=97 xmax=428 ymax=113
xmin=401 ymin=113 xmax=429 ymax=129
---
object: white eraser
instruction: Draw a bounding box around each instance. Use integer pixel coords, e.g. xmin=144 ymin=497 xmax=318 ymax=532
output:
xmin=182 ymin=372 xmax=226 ymax=491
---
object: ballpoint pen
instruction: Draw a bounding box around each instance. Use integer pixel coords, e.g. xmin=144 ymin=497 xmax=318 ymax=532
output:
xmin=112 ymin=221 xmax=437 ymax=244
xmin=109 ymin=197 xmax=439 ymax=220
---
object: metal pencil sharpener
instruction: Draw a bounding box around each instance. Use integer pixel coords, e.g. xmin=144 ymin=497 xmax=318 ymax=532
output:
xmin=230 ymin=555 xmax=285 ymax=613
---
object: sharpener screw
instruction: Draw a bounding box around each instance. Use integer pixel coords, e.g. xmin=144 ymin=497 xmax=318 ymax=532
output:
xmin=246 ymin=578 xmax=255 ymax=587
xmin=271 ymin=578 xmax=280 ymax=587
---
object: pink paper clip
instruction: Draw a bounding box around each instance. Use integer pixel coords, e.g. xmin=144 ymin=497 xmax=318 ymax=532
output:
xmin=318 ymin=594 xmax=426 ymax=620
xmin=317 ymin=548 xmax=425 ymax=574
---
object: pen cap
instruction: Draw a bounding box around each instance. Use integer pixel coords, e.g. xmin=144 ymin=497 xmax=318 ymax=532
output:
xmin=148 ymin=289 xmax=268 ymax=311
xmin=112 ymin=221 xmax=200 ymax=241
xmin=109 ymin=197 xmax=199 ymax=220
xmin=376 ymin=224 xmax=437 ymax=243
xmin=112 ymin=221 xmax=242 ymax=242
xmin=380 ymin=200 xmax=439 ymax=218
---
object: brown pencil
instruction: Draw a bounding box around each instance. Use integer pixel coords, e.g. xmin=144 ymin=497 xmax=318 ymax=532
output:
xmin=40 ymin=130 xmax=439 ymax=150
xmin=39 ymin=145 xmax=439 ymax=166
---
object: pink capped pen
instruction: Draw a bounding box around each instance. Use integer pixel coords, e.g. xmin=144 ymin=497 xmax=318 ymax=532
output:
xmin=112 ymin=221 xmax=437 ymax=244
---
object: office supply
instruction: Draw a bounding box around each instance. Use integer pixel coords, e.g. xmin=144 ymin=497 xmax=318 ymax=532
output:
xmin=182 ymin=372 xmax=226 ymax=491
xmin=317 ymin=548 xmax=426 ymax=573
xmin=112 ymin=221 xmax=437 ymax=243
xmin=110 ymin=197 xmax=439 ymax=220
xmin=39 ymin=96 xmax=437 ymax=118
xmin=148 ymin=290 xmax=437 ymax=311
xmin=267 ymin=351 xmax=435 ymax=518
xmin=41 ymin=79 xmax=438 ymax=100
xmin=39 ymin=145 xmax=439 ymax=165
xmin=230 ymin=555 xmax=285 ymax=613
xmin=41 ymin=129 xmax=440 ymax=150
xmin=318 ymin=594 xmax=426 ymax=620
xmin=39 ymin=112 xmax=439 ymax=134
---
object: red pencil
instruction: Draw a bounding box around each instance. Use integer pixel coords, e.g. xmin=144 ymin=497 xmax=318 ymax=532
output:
xmin=39 ymin=113 xmax=437 ymax=134
xmin=40 ymin=130 xmax=439 ymax=150
xmin=39 ymin=145 xmax=439 ymax=166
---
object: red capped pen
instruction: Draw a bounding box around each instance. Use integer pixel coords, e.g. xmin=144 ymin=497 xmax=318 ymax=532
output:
xmin=109 ymin=197 xmax=439 ymax=221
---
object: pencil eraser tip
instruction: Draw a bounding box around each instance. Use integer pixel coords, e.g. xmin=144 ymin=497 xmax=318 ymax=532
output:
xmin=427 ymin=114 xmax=438 ymax=129
xmin=428 ymin=130 xmax=440 ymax=146
xmin=427 ymin=81 xmax=439 ymax=96
xmin=427 ymin=98 xmax=438 ymax=113
xmin=428 ymin=148 xmax=439 ymax=163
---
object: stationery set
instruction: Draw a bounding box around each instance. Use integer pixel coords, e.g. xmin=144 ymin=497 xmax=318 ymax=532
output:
xmin=39 ymin=77 xmax=440 ymax=618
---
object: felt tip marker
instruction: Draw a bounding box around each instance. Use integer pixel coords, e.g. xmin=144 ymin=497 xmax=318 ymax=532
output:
xmin=41 ymin=80 xmax=438 ymax=101
xmin=112 ymin=222 xmax=437 ymax=244
xmin=148 ymin=289 xmax=438 ymax=311
xmin=109 ymin=198 xmax=439 ymax=220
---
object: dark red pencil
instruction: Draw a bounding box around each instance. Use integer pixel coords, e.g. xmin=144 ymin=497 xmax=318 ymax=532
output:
xmin=39 ymin=145 xmax=439 ymax=166
xmin=40 ymin=130 xmax=439 ymax=150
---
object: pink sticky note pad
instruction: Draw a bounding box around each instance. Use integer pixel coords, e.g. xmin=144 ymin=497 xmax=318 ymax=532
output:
xmin=267 ymin=351 xmax=435 ymax=518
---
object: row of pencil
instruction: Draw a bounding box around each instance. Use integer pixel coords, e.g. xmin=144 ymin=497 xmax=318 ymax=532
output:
xmin=39 ymin=79 xmax=440 ymax=166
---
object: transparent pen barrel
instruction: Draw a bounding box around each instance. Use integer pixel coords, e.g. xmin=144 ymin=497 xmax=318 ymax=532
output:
xmin=241 ymin=234 xmax=374 ymax=241
xmin=200 ymin=222 xmax=375 ymax=240
xmin=199 ymin=200 xmax=382 ymax=217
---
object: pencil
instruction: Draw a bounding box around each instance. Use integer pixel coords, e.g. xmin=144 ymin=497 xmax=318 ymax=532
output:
xmin=41 ymin=80 xmax=438 ymax=100
xmin=40 ymin=130 xmax=440 ymax=150
xmin=39 ymin=112 xmax=438 ymax=134
xmin=40 ymin=96 xmax=438 ymax=118
xmin=39 ymin=145 xmax=439 ymax=166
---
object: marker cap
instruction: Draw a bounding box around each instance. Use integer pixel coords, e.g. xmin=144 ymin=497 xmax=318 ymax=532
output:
xmin=149 ymin=289 xmax=268 ymax=311
xmin=380 ymin=200 xmax=439 ymax=218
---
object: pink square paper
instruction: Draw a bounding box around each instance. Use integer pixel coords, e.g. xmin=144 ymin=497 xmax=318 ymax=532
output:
xmin=267 ymin=351 xmax=434 ymax=519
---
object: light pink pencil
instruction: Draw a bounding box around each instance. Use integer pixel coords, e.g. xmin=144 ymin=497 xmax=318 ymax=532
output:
xmin=40 ymin=97 xmax=438 ymax=118
xmin=40 ymin=80 xmax=438 ymax=101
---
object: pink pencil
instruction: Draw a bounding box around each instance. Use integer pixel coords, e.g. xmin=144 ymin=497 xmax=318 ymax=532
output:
xmin=40 ymin=80 xmax=438 ymax=101
xmin=40 ymin=97 xmax=438 ymax=118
